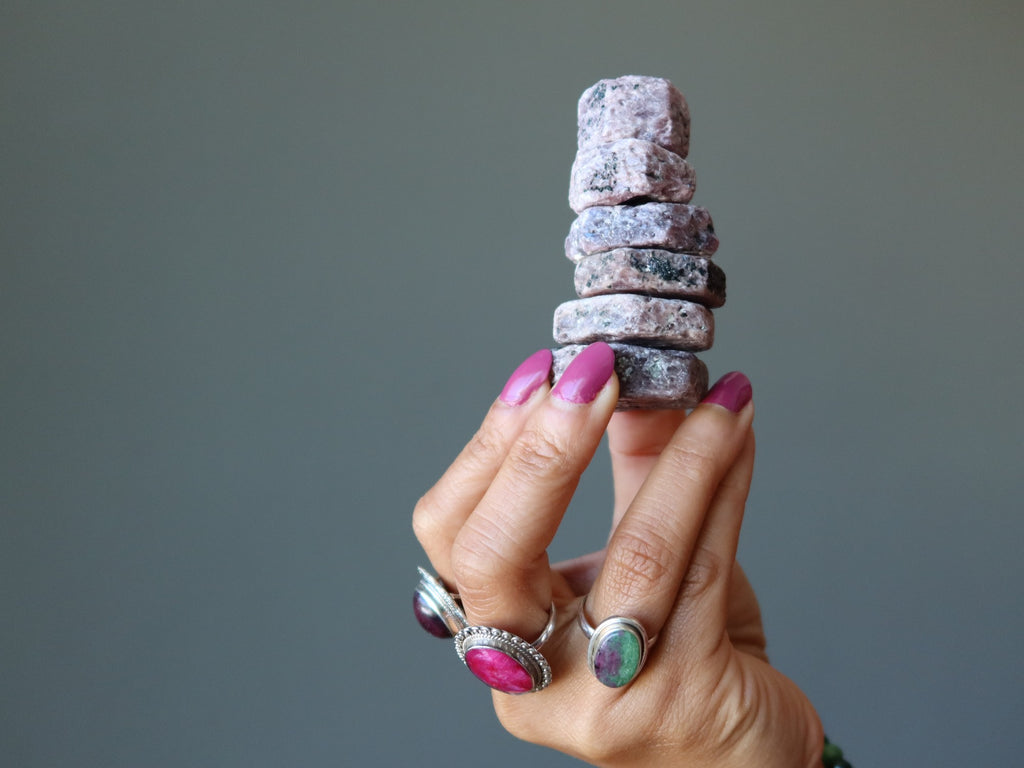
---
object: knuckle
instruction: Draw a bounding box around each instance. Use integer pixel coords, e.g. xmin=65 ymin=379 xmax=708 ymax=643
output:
xmin=571 ymin=706 xmax=656 ymax=764
xmin=605 ymin=527 xmax=677 ymax=602
xmin=576 ymin=723 xmax=628 ymax=763
xmin=492 ymin=699 xmax=542 ymax=742
xmin=460 ymin=425 xmax=507 ymax=472
xmin=491 ymin=703 xmax=640 ymax=762
xmin=505 ymin=427 xmax=572 ymax=483
xmin=449 ymin=520 xmax=510 ymax=592
xmin=665 ymin=435 xmax=721 ymax=485
xmin=411 ymin=492 xmax=442 ymax=546
xmin=679 ymin=543 xmax=724 ymax=601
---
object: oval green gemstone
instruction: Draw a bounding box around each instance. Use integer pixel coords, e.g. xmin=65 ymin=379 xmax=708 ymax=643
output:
xmin=592 ymin=626 xmax=642 ymax=687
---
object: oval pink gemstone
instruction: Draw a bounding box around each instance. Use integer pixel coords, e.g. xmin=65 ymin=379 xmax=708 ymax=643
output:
xmin=464 ymin=647 xmax=533 ymax=693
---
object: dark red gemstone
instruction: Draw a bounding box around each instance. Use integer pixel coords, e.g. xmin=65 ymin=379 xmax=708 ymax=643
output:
xmin=413 ymin=591 xmax=451 ymax=638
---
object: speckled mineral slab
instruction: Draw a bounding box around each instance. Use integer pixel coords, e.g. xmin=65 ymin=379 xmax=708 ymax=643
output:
xmin=574 ymin=248 xmax=726 ymax=307
xmin=569 ymin=139 xmax=696 ymax=213
xmin=553 ymin=294 xmax=714 ymax=351
xmin=577 ymin=76 xmax=690 ymax=157
xmin=552 ymin=342 xmax=708 ymax=410
xmin=565 ymin=202 xmax=718 ymax=262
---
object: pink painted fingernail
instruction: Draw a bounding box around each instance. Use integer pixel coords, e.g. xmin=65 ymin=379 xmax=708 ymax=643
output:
xmin=702 ymin=371 xmax=752 ymax=413
xmin=499 ymin=349 xmax=553 ymax=406
xmin=551 ymin=342 xmax=615 ymax=404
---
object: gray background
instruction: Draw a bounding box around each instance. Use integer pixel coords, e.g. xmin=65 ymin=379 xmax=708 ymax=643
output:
xmin=2 ymin=1 xmax=1022 ymax=766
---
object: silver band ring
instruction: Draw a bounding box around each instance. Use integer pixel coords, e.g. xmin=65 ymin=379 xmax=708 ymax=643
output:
xmin=454 ymin=602 xmax=556 ymax=694
xmin=578 ymin=604 xmax=655 ymax=688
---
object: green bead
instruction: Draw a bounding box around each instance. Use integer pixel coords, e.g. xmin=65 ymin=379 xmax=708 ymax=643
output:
xmin=822 ymin=741 xmax=844 ymax=767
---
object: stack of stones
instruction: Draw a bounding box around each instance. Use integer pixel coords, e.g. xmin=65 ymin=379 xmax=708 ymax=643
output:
xmin=551 ymin=76 xmax=726 ymax=409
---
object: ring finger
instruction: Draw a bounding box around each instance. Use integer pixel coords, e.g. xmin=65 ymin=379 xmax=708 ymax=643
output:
xmin=583 ymin=372 xmax=754 ymax=682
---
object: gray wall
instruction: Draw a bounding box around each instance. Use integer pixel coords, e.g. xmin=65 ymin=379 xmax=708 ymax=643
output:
xmin=3 ymin=1 xmax=1021 ymax=766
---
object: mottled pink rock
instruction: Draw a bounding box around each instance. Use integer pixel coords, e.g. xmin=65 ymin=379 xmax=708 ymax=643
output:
xmin=574 ymin=248 xmax=726 ymax=308
xmin=464 ymin=647 xmax=534 ymax=693
xmin=577 ymin=76 xmax=690 ymax=157
xmin=565 ymin=202 xmax=718 ymax=261
xmin=569 ymin=139 xmax=696 ymax=213
xmin=553 ymin=294 xmax=714 ymax=351
xmin=552 ymin=343 xmax=708 ymax=410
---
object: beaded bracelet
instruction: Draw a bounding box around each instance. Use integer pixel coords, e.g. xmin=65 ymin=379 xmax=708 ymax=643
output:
xmin=822 ymin=736 xmax=853 ymax=768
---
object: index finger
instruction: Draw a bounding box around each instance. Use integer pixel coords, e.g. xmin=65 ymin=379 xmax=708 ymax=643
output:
xmin=412 ymin=349 xmax=553 ymax=581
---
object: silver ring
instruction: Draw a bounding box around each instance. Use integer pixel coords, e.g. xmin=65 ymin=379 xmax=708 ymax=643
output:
xmin=529 ymin=601 xmax=557 ymax=649
xmin=578 ymin=604 xmax=655 ymax=688
xmin=454 ymin=602 xmax=556 ymax=694
xmin=413 ymin=567 xmax=468 ymax=638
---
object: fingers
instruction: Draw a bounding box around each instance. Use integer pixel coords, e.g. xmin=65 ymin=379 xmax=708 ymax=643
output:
xmin=588 ymin=372 xmax=754 ymax=652
xmin=450 ymin=343 xmax=618 ymax=639
xmin=607 ymin=409 xmax=687 ymax=527
xmin=552 ymin=550 xmax=606 ymax=596
xmin=667 ymin=426 xmax=756 ymax=651
xmin=413 ymin=348 xmax=553 ymax=581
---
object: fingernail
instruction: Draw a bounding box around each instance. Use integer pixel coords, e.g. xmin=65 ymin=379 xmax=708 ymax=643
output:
xmin=702 ymin=371 xmax=752 ymax=413
xmin=551 ymin=342 xmax=615 ymax=404
xmin=499 ymin=348 xmax=553 ymax=406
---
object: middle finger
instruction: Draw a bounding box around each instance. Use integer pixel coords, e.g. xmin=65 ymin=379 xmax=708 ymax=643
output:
xmin=451 ymin=342 xmax=618 ymax=640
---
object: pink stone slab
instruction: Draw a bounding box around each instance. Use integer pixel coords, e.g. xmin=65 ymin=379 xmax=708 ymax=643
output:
xmin=565 ymin=202 xmax=718 ymax=262
xmin=577 ymin=76 xmax=690 ymax=157
xmin=553 ymin=294 xmax=714 ymax=351
xmin=464 ymin=647 xmax=534 ymax=694
xmin=569 ymin=138 xmax=696 ymax=213
xmin=574 ymin=248 xmax=726 ymax=308
xmin=552 ymin=343 xmax=708 ymax=410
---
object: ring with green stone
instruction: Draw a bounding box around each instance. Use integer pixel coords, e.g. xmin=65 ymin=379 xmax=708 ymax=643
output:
xmin=578 ymin=607 xmax=656 ymax=688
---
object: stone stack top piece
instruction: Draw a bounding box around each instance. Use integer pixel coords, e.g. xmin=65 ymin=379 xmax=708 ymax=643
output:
xmin=569 ymin=138 xmax=696 ymax=213
xmin=577 ymin=76 xmax=690 ymax=158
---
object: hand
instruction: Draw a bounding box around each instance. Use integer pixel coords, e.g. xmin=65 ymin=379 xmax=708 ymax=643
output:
xmin=413 ymin=343 xmax=823 ymax=768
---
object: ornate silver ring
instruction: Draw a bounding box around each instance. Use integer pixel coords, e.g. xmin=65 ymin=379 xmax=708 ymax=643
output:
xmin=454 ymin=602 xmax=556 ymax=694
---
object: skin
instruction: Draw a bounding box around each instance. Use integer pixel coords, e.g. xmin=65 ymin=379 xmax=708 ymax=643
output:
xmin=413 ymin=353 xmax=823 ymax=768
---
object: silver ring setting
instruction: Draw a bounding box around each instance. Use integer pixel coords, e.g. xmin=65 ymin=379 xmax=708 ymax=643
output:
xmin=454 ymin=603 xmax=556 ymax=694
xmin=413 ymin=567 xmax=468 ymax=638
xmin=578 ymin=607 xmax=654 ymax=688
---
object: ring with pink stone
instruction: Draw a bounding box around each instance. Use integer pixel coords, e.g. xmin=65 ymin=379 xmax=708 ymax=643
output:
xmin=454 ymin=604 xmax=556 ymax=694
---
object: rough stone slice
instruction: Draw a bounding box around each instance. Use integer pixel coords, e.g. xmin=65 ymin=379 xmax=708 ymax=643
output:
xmin=553 ymin=294 xmax=714 ymax=351
xmin=552 ymin=343 xmax=708 ymax=410
xmin=565 ymin=202 xmax=718 ymax=261
xmin=569 ymin=139 xmax=696 ymax=213
xmin=577 ymin=76 xmax=690 ymax=157
xmin=575 ymin=248 xmax=726 ymax=307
